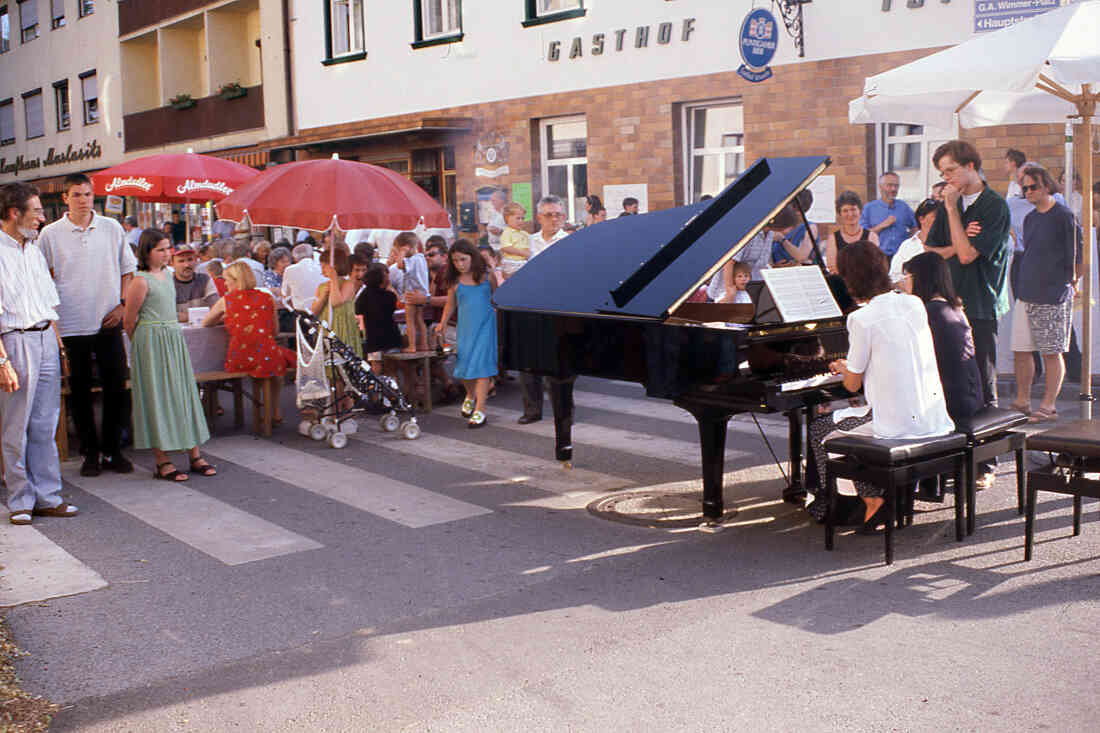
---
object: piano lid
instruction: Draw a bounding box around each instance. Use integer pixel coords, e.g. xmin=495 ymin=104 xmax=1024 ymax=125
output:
xmin=493 ymin=155 xmax=830 ymax=320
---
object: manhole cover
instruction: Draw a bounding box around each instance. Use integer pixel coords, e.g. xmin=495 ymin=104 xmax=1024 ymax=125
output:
xmin=587 ymin=490 xmax=739 ymax=528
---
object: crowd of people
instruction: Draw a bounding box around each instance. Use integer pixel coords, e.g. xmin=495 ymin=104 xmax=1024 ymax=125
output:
xmin=0 ymin=136 xmax=1094 ymax=528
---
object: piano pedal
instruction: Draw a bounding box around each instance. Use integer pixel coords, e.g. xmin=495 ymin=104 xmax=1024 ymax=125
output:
xmin=698 ymin=520 xmax=726 ymax=534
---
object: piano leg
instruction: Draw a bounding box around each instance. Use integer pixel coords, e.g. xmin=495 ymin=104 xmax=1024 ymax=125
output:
xmin=679 ymin=404 xmax=737 ymax=522
xmin=547 ymin=376 xmax=576 ymax=463
xmin=783 ymin=409 xmax=807 ymax=505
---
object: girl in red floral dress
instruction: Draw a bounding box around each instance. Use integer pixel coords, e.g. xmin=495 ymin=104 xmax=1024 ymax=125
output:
xmin=202 ymin=261 xmax=295 ymax=422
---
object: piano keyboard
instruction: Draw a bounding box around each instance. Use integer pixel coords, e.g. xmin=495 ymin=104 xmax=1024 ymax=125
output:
xmin=778 ymin=372 xmax=844 ymax=392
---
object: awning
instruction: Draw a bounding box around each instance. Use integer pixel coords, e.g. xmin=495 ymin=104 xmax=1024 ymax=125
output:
xmin=278 ymin=117 xmax=475 ymax=150
xmin=210 ymin=148 xmax=271 ymax=168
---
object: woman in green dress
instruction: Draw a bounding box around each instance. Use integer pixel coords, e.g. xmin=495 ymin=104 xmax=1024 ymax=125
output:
xmin=122 ymin=230 xmax=214 ymax=482
xmin=310 ymin=245 xmax=362 ymax=356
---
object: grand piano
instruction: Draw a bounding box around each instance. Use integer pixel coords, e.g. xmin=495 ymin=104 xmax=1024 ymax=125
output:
xmin=494 ymin=156 xmax=851 ymax=523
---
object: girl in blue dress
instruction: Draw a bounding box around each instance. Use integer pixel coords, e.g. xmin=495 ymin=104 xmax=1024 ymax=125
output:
xmin=434 ymin=239 xmax=498 ymax=428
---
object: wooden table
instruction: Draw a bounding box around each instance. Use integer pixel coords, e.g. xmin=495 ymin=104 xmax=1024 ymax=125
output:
xmin=382 ymin=348 xmax=453 ymax=413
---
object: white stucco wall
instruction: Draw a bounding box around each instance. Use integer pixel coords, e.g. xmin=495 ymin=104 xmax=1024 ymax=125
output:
xmin=0 ymin=4 xmax=124 ymax=184
xmin=289 ymin=0 xmax=987 ymax=132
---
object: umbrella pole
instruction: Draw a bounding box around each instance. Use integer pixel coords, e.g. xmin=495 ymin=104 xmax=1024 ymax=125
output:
xmin=1081 ymin=98 xmax=1095 ymax=419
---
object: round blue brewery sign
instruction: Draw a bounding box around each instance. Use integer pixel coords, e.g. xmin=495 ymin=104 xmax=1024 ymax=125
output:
xmin=737 ymin=8 xmax=778 ymax=83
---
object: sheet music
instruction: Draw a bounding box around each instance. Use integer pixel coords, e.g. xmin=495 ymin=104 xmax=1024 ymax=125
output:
xmin=759 ymin=266 xmax=842 ymax=323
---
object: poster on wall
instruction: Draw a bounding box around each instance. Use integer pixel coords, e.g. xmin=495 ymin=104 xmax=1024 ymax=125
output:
xmin=476 ymin=186 xmax=502 ymax=225
xmin=603 ymin=184 xmax=649 ymax=219
xmin=511 ymin=182 xmax=533 ymax=223
xmin=805 ymin=175 xmax=836 ymax=224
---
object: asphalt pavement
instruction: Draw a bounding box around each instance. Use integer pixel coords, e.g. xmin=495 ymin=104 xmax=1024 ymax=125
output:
xmin=2 ymin=374 xmax=1099 ymax=732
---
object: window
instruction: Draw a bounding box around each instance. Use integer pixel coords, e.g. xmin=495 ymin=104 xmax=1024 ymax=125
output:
xmin=54 ymin=79 xmax=68 ymax=130
xmin=0 ymin=99 xmax=14 ymax=145
xmin=523 ymin=0 xmax=585 ymax=27
xmin=50 ymin=0 xmax=62 ymax=27
xmin=18 ymin=0 xmax=36 ymax=43
xmin=539 ymin=116 xmax=588 ymax=223
xmin=323 ymin=0 xmax=365 ymax=65
xmin=876 ymin=123 xmax=954 ymax=209
xmin=23 ymin=89 xmax=43 ymax=139
xmin=78 ymin=0 xmax=92 ymax=17
xmin=412 ymin=0 xmax=462 ymax=48
xmin=0 ymin=6 xmax=8 ymax=53
xmin=79 ymin=69 xmax=97 ymax=124
xmin=684 ymin=101 xmax=745 ymax=203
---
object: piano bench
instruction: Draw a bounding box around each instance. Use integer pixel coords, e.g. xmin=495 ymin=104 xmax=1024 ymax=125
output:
xmin=1024 ymin=419 xmax=1100 ymax=561
xmin=953 ymin=407 xmax=1029 ymax=535
xmin=823 ymin=432 xmax=968 ymax=565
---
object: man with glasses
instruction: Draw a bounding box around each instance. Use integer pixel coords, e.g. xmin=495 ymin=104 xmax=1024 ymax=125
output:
xmin=0 ymin=183 xmax=77 ymax=525
xmin=861 ymin=171 xmax=917 ymax=260
xmin=518 ymin=196 xmax=571 ymax=423
xmin=39 ymin=173 xmax=137 ymax=478
xmin=927 ymin=140 xmax=1011 ymax=490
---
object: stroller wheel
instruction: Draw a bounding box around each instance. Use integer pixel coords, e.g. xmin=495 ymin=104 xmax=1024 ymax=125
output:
xmin=298 ymin=419 xmax=313 ymax=437
xmin=340 ymin=419 xmax=358 ymax=435
xmin=309 ymin=423 xmax=329 ymax=441
xmin=380 ymin=414 xmax=400 ymax=433
xmin=400 ymin=421 xmax=422 ymax=440
xmin=327 ymin=431 xmax=349 ymax=449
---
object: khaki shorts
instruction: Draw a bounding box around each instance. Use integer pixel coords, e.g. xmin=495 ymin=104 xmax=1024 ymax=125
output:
xmin=1011 ymin=297 xmax=1072 ymax=354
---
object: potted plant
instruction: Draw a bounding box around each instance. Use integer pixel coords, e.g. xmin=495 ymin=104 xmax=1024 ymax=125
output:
xmin=169 ymin=93 xmax=196 ymax=110
xmin=218 ymin=82 xmax=247 ymax=100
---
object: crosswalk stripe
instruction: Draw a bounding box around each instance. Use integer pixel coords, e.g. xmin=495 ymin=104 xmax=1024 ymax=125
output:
xmin=63 ymin=463 xmax=324 ymax=566
xmin=439 ymin=405 xmax=755 ymax=467
xmin=0 ymin=523 xmax=108 ymax=607
xmin=204 ymin=437 xmax=493 ymax=528
xmin=347 ymin=428 xmax=632 ymax=495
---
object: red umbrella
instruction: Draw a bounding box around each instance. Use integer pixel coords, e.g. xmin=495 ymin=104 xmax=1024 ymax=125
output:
xmin=91 ymin=152 xmax=260 ymax=203
xmin=214 ymin=156 xmax=450 ymax=231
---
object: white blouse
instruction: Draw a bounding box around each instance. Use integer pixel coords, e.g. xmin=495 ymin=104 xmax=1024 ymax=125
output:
xmin=0 ymin=230 xmax=60 ymax=332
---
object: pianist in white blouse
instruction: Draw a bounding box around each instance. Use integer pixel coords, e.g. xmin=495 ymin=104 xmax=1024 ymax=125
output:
xmin=805 ymin=240 xmax=954 ymax=532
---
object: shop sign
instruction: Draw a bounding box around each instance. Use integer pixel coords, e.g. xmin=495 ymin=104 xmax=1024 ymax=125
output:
xmin=737 ymin=8 xmax=778 ymax=83
xmin=474 ymin=131 xmax=510 ymax=179
xmin=973 ymin=0 xmax=1060 ymax=32
xmin=0 ymin=139 xmax=103 ymax=178
xmin=547 ymin=18 xmax=696 ymax=62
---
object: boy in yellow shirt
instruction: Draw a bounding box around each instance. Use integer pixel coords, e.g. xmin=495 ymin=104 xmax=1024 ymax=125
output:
xmin=498 ymin=202 xmax=530 ymax=280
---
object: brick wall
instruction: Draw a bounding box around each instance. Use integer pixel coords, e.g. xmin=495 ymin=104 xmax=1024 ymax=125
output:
xmin=289 ymin=48 xmax=1100 ymax=219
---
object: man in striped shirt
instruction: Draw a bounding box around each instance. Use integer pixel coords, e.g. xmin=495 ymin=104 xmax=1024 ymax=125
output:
xmin=0 ymin=182 xmax=77 ymax=525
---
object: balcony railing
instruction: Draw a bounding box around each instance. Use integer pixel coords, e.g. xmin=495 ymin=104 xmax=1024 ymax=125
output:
xmin=123 ymin=86 xmax=265 ymax=152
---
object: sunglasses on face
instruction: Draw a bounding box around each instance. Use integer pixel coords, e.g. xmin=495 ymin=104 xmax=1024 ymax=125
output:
xmin=1021 ymin=184 xmax=1041 ymax=193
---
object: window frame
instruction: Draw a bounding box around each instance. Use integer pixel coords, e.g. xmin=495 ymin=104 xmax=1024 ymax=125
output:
xmin=322 ymin=0 xmax=366 ymax=66
xmin=682 ymin=99 xmax=746 ymax=205
xmin=0 ymin=5 xmax=9 ymax=53
xmin=412 ymin=0 xmax=463 ymax=49
xmin=539 ymin=114 xmax=588 ymax=224
xmin=78 ymin=0 xmax=92 ymax=18
xmin=50 ymin=0 xmax=63 ymax=28
xmin=53 ymin=78 xmax=69 ymax=131
xmin=17 ymin=0 xmax=37 ymax=43
xmin=0 ymin=97 xmax=15 ymax=146
xmin=22 ymin=88 xmax=44 ymax=140
xmin=522 ymin=0 xmax=585 ymax=28
xmin=79 ymin=68 xmax=98 ymax=125
xmin=875 ymin=122 xmax=955 ymax=212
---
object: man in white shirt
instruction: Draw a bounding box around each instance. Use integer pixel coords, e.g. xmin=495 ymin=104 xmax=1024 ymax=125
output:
xmin=122 ymin=215 xmax=141 ymax=252
xmin=0 ymin=182 xmax=78 ymax=525
xmin=519 ymin=196 xmax=571 ymax=423
xmin=1004 ymin=149 xmax=1025 ymax=199
xmin=281 ymin=243 xmax=327 ymax=314
xmin=486 ymin=190 xmax=507 ymax=248
xmin=39 ymin=173 xmax=137 ymax=478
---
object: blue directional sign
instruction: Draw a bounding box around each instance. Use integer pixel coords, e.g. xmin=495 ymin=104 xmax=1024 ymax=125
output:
xmin=974 ymin=0 xmax=1061 ymax=33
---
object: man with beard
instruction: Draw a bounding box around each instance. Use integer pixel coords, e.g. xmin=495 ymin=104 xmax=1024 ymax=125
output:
xmin=171 ymin=243 xmax=219 ymax=322
xmin=0 ymin=182 xmax=76 ymax=524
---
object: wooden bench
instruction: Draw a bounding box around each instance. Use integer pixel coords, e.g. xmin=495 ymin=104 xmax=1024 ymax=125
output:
xmin=381 ymin=348 xmax=453 ymax=413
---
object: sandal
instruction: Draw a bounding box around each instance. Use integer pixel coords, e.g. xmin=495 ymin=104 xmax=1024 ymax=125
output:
xmin=33 ymin=502 xmax=79 ymax=518
xmin=1028 ymin=406 xmax=1058 ymax=423
xmin=467 ymin=410 xmax=487 ymax=429
xmin=9 ymin=511 xmax=32 ymax=525
xmin=1009 ymin=402 xmax=1031 ymax=416
xmin=461 ymin=398 xmax=475 ymax=418
xmin=189 ymin=458 xmax=218 ymax=477
xmin=154 ymin=462 xmax=189 ymax=482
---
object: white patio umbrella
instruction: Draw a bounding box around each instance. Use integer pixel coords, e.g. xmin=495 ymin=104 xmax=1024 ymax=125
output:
xmin=849 ymin=0 xmax=1100 ymax=414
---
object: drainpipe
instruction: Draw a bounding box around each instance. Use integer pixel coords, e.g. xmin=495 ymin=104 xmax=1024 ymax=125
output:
xmin=283 ymin=0 xmax=296 ymax=139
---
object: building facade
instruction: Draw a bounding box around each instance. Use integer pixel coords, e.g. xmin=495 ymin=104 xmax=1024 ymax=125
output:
xmin=0 ymin=0 xmax=121 ymax=217
xmin=280 ymin=0 xmax=1097 ymax=228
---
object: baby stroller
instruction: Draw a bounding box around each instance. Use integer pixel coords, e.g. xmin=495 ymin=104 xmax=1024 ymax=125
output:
xmin=295 ymin=312 xmax=421 ymax=447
